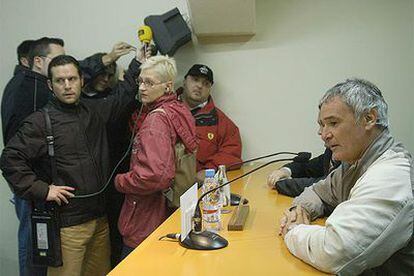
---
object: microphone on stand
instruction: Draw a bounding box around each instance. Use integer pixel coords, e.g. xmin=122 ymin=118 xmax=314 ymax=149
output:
xmin=178 ymin=152 xmax=311 ymax=250
xmin=227 ymin=152 xmax=312 ymax=206
xmin=226 ymin=151 xmax=302 ymax=170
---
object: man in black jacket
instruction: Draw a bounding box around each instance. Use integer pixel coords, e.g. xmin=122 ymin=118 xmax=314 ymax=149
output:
xmin=2 ymin=37 xmax=65 ymax=145
xmin=1 ymin=37 xmax=65 ymax=276
xmin=1 ymin=37 xmax=134 ymax=276
xmin=80 ymin=48 xmax=142 ymax=267
xmin=1 ymin=50 xmax=141 ymax=275
xmin=16 ymin=39 xmax=34 ymax=70
xmin=267 ymin=148 xmax=340 ymax=197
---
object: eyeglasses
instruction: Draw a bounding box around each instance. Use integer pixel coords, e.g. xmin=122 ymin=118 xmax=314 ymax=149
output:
xmin=137 ymin=78 xmax=166 ymax=88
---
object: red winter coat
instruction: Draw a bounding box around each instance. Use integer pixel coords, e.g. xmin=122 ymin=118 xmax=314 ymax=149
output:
xmin=193 ymin=97 xmax=242 ymax=171
xmin=115 ymin=94 xmax=197 ymax=248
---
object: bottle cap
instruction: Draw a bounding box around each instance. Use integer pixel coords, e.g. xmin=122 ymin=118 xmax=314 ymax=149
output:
xmin=205 ymin=169 xmax=215 ymax=178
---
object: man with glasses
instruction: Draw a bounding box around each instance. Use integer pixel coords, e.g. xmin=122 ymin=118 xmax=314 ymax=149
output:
xmin=2 ymin=37 xmax=65 ymax=146
xmin=1 ymin=37 xmax=65 ymax=276
xmin=179 ymin=64 xmax=242 ymax=182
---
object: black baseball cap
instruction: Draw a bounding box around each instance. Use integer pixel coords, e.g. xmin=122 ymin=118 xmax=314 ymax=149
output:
xmin=185 ymin=64 xmax=214 ymax=84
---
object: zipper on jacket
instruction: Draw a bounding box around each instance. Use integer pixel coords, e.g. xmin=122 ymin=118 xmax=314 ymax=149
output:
xmin=33 ymin=78 xmax=37 ymax=111
xmin=125 ymin=200 xmax=137 ymax=234
xmin=77 ymin=108 xmax=105 ymax=193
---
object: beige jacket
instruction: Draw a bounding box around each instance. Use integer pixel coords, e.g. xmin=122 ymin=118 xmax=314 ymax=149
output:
xmin=285 ymin=129 xmax=414 ymax=275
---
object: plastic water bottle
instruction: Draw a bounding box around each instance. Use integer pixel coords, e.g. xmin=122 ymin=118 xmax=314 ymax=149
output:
xmin=217 ymin=165 xmax=231 ymax=213
xmin=202 ymin=169 xmax=221 ymax=232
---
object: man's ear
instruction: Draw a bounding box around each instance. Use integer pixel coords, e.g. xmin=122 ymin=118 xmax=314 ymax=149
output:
xmin=32 ymin=56 xmax=43 ymax=71
xmin=20 ymin=57 xmax=29 ymax=67
xmin=47 ymin=79 xmax=53 ymax=91
xmin=364 ymin=109 xmax=378 ymax=129
xmin=80 ymin=76 xmax=84 ymax=88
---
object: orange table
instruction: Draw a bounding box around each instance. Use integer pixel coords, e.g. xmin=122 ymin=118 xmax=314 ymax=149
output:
xmin=109 ymin=163 xmax=328 ymax=275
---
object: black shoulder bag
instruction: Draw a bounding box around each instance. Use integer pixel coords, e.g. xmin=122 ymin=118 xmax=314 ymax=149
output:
xmin=30 ymin=107 xmax=63 ymax=267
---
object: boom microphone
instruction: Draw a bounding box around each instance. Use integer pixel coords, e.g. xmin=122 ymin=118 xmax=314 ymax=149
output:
xmin=227 ymin=151 xmax=311 ymax=170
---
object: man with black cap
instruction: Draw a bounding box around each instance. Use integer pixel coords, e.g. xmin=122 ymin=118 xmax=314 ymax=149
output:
xmin=179 ymin=64 xmax=242 ymax=182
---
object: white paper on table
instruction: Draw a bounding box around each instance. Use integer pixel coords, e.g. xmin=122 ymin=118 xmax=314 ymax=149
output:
xmin=180 ymin=183 xmax=198 ymax=242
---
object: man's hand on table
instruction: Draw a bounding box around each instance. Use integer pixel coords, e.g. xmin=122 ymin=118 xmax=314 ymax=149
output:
xmin=267 ymin=167 xmax=291 ymax=189
xmin=279 ymin=205 xmax=310 ymax=238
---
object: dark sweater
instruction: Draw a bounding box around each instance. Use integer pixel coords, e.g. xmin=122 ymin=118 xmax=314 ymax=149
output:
xmin=275 ymin=148 xmax=340 ymax=197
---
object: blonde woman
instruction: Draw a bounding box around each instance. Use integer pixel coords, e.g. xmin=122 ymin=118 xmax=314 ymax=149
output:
xmin=115 ymin=55 xmax=197 ymax=258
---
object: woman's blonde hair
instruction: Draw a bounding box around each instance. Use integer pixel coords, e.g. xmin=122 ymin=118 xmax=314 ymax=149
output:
xmin=140 ymin=55 xmax=177 ymax=83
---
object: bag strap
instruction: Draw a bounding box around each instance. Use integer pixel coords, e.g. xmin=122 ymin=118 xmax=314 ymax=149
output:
xmin=43 ymin=107 xmax=58 ymax=183
xmin=150 ymin=108 xmax=180 ymax=201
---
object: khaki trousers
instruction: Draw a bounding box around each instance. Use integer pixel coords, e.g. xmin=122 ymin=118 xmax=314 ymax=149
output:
xmin=48 ymin=216 xmax=110 ymax=276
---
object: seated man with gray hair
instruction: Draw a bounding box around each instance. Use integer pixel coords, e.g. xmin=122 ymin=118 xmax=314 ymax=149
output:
xmin=279 ymin=78 xmax=413 ymax=275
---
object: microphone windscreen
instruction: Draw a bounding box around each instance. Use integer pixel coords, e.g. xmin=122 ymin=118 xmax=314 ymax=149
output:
xmin=138 ymin=25 xmax=153 ymax=44
xmin=293 ymin=152 xmax=311 ymax=163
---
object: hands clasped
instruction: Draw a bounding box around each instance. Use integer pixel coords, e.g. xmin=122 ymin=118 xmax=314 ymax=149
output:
xmin=279 ymin=205 xmax=310 ymax=238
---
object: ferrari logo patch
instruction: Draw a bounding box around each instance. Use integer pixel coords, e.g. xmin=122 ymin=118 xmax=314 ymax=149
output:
xmin=207 ymin=133 xmax=214 ymax=140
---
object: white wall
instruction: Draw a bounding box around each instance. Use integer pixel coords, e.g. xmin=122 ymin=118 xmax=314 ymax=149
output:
xmin=411 ymin=3 xmax=414 ymax=158
xmin=1 ymin=0 xmax=413 ymax=273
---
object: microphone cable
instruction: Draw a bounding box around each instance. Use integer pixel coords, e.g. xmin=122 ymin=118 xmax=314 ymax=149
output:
xmin=158 ymin=233 xmax=180 ymax=242
xmin=73 ymin=104 xmax=144 ymax=199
